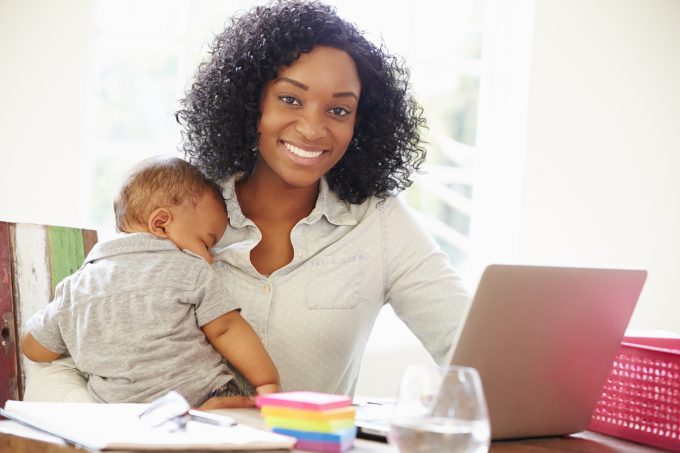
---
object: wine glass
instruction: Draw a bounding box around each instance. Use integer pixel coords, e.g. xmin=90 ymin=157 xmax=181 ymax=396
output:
xmin=389 ymin=365 xmax=491 ymax=453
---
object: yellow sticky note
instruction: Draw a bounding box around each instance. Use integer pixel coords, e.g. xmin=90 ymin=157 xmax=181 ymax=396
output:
xmin=261 ymin=405 xmax=355 ymax=421
xmin=264 ymin=415 xmax=355 ymax=433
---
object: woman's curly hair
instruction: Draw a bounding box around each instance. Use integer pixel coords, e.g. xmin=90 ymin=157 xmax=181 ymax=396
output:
xmin=176 ymin=0 xmax=426 ymax=204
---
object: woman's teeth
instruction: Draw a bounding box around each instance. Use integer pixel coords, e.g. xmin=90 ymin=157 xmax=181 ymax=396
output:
xmin=284 ymin=142 xmax=323 ymax=158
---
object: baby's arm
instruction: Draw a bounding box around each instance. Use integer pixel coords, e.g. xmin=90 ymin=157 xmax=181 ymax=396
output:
xmin=202 ymin=311 xmax=280 ymax=394
xmin=22 ymin=283 xmax=68 ymax=363
xmin=21 ymin=332 xmax=62 ymax=362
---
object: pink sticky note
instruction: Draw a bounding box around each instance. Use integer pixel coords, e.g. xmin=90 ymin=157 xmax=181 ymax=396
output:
xmin=256 ymin=392 xmax=352 ymax=411
xmin=295 ymin=438 xmax=354 ymax=452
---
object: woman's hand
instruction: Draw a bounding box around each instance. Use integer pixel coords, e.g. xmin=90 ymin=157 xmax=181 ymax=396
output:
xmin=197 ymin=395 xmax=256 ymax=410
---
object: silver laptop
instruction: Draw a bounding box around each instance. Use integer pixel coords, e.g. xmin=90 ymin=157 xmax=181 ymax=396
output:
xmin=356 ymin=264 xmax=647 ymax=441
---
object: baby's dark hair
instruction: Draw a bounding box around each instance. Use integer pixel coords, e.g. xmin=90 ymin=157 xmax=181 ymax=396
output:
xmin=176 ymin=0 xmax=426 ymax=204
xmin=113 ymin=156 xmax=225 ymax=232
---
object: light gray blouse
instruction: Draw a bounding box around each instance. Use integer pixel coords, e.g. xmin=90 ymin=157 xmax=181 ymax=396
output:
xmin=215 ymin=175 xmax=470 ymax=395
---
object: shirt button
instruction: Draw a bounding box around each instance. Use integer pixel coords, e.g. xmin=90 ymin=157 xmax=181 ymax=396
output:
xmin=261 ymin=284 xmax=270 ymax=294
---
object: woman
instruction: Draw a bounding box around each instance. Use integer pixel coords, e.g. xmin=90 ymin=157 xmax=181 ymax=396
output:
xmin=24 ymin=0 xmax=469 ymax=407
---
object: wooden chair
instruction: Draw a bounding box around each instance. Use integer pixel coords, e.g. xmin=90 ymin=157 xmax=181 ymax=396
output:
xmin=0 ymin=221 xmax=96 ymax=408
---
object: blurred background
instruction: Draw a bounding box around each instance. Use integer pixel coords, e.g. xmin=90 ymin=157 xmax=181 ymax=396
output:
xmin=1 ymin=0 xmax=679 ymax=396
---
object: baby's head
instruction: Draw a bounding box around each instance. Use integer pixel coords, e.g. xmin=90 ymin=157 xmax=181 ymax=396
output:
xmin=114 ymin=156 xmax=228 ymax=263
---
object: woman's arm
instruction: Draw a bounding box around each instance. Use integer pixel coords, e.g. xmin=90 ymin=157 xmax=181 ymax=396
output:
xmin=202 ymin=311 xmax=280 ymax=394
xmin=383 ymin=197 xmax=471 ymax=363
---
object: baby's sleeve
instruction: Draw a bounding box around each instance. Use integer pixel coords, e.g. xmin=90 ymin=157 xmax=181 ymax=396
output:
xmin=193 ymin=263 xmax=242 ymax=327
xmin=26 ymin=280 xmax=69 ymax=355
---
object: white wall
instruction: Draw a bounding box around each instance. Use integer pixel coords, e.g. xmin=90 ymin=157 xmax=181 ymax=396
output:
xmin=0 ymin=0 xmax=93 ymax=228
xmin=517 ymin=0 xmax=680 ymax=332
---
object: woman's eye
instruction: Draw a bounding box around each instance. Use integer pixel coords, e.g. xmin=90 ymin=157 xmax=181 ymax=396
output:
xmin=279 ymin=95 xmax=300 ymax=106
xmin=329 ymin=107 xmax=350 ymax=117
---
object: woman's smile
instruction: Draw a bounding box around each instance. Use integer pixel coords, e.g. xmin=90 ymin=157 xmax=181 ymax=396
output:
xmin=281 ymin=140 xmax=326 ymax=160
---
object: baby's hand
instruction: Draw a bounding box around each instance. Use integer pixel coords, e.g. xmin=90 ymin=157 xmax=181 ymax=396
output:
xmin=255 ymin=383 xmax=280 ymax=395
xmin=197 ymin=395 xmax=256 ymax=410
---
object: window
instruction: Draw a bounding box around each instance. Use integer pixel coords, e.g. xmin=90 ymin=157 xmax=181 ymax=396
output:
xmin=394 ymin=2 xmax=484 ymax=280
xmin=87 ymin=0 xmax=244 ymax=238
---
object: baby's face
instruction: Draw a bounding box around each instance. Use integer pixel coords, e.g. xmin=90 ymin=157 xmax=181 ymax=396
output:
xmin=167 ymin=192 xmax=228 ymax=263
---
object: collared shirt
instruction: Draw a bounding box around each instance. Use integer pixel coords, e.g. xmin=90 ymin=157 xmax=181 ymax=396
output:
xmin=214 ymin=175 xmax=470 ymax=395
xmin=27 ymin=233 xmax=237 ymax=407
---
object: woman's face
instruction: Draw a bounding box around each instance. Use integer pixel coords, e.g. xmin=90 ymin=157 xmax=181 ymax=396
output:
xmin=255 ymin=46 xmax=361 ymax=190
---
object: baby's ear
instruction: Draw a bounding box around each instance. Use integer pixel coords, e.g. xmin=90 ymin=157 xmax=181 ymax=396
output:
xmin=148 ymin=208 xmax=172 ymax=238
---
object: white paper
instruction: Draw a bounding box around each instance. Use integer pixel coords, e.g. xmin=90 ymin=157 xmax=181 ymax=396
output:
xmin=0 ymin=420 xmax=67 ymax=445
xmin=625 ymin=328 xmax=680 ymax=338
xmin=2 ymin=400 xmax=295 ymax=451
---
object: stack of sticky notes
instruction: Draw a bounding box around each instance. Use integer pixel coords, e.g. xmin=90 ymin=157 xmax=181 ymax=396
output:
xmin=256 ymin=391 xmax=356 ymax=452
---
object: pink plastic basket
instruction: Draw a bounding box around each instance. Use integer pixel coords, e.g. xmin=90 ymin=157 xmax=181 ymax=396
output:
xmin=589 ymin=336 xmax=680 ymax=452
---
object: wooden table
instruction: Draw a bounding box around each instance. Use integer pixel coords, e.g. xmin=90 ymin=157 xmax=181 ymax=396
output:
xmin=0 ymin=408 xmax=665 ymax=452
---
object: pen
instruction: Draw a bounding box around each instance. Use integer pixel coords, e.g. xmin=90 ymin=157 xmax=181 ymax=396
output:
xmin=186 ymin=409 xmax=237 ymax=427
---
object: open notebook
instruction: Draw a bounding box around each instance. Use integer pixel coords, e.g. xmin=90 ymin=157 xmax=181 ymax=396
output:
xmin=0 ymin=400 xmax=295 ymax=451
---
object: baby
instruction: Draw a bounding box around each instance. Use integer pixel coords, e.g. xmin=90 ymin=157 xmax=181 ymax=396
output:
xmin=21 ymin=156 xmax=279 ymax=407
